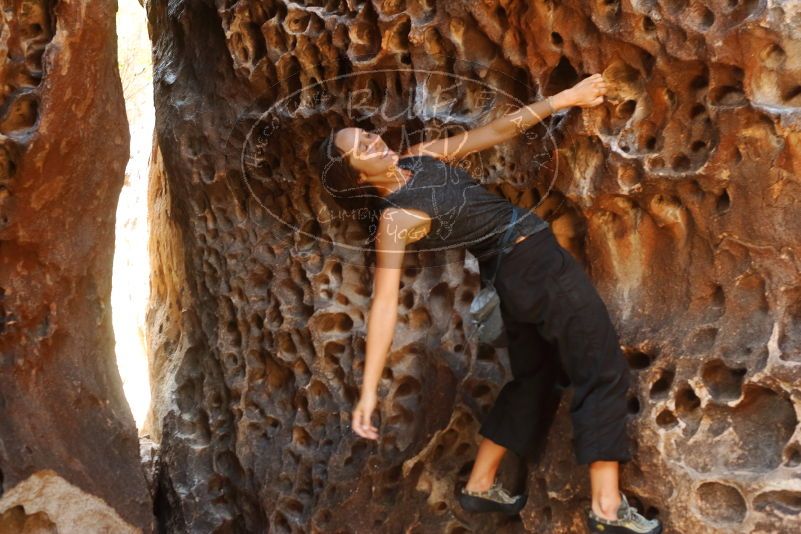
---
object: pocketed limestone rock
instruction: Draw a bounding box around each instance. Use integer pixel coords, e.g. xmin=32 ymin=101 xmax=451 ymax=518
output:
xmin=142 ymin=1 xmax=801 ymax=532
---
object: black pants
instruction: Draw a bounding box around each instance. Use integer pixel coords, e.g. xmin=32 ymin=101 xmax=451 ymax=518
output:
xmin=478 ymin=227 xmax=633 ymax=465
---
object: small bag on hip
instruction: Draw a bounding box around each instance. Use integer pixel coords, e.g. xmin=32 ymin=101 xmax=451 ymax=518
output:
xmin=468 ymin=210 xmax=519 ymax=347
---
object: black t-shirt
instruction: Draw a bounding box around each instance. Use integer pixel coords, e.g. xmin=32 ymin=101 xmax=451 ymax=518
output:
xmin=378 ymin=154 xmax=549 ymax=266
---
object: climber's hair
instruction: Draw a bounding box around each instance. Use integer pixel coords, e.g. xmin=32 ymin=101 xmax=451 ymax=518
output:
xmin=310 ymin=128 xmax=382 ymax=243
xmin=311 ymin=128 xmax=381 ymax=213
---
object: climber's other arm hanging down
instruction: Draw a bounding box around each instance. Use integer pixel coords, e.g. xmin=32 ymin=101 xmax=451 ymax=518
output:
xmin=350 ymin=209 xmax=421 ymax=440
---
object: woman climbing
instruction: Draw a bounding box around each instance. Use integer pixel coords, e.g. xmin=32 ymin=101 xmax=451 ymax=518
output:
xmin=311 ymin=73 xmax=662 ymax=534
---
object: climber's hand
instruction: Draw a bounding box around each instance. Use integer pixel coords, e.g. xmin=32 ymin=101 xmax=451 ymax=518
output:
xmin=567 ymin=73 xmax=608 ymax=108
xmin=352 ymin=392 xmax=379 ymax=440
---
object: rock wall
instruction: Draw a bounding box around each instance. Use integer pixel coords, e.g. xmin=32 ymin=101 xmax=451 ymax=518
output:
xmin=145 ymin=0 xmax=801 ymax=532
xmin=0 ymin=0 xmax=153 ymax=531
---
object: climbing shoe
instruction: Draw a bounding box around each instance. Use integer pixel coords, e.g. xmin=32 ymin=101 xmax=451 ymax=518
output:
xmin=457 ymin=480 xmax=527 ymax=515
xmin=587 ymin=492 xmax=662 ymax=533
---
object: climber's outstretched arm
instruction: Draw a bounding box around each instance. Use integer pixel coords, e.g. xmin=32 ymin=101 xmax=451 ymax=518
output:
xmin=402 ymin=74 xmax=607 ymax=162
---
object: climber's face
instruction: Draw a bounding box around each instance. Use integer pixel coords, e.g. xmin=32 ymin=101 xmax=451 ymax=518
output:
xmin=334 ymin=127 xmax=398 ymax=181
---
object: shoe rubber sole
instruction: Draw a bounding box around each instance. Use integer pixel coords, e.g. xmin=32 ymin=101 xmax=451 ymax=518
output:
xmin=457 ymin=491 xmax=528 ymax=515
xmin=587 ymin=516 xmax=663 ymax=534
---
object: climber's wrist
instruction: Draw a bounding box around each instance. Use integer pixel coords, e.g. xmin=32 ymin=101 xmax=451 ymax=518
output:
xmin=359 ymin=386 xmax=378 ymax=401
xmin=550 ymin=90 xmax=574 ymax=112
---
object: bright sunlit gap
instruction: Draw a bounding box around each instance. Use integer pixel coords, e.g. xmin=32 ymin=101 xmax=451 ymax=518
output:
xmin=112 ymin=0 xmax=154 ymax=433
